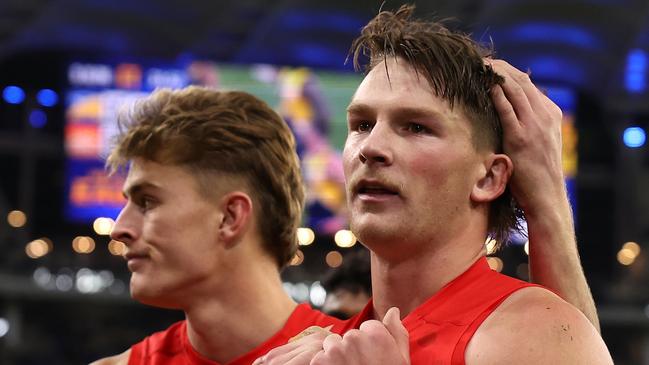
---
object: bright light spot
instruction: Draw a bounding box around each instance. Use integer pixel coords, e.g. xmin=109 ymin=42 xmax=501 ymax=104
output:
xmin=294 ymin=283 xmax=310 ymax=302
xmin=289 ymin=249 xmax=305 ymax=266
xmin=334 ymin=230 xmax=356 ymax=248
xmin=524 ymin=241 xmax=530 ymax=256
xmin=617 ymin=248 xmax=636 ymax=266
xmin=33 ymin=267 xmax=52 ymax=287
xmin=7 ymin=210 xmax=27 ymax=227
xmin=76 ymin=268 xmax=92 ymax=279
xmin=623 ymin=127 xmax=646 ymax=148
xmin=485 ymin=237 xmax=498 ymax=255
xmin=76 ymin=268 xmax=104 ymax=294
xmin=93 ymin=217 xmax=115 ymax=235
xmin=622 ymin=241 xmax=641 ymax=257
xmin=28 ymin=109 xmax=47 ymax=128
xmin=72 ymin=236 xmax=96 ymax=254
xmin=36 ymin=89 xmax=58 ymax=107
xmin=310 ymin=281 xmax=327 ymax=307
xmin=68 ymin=62 xmax=113 ymax=87
xmin=283 ymin=282 xmax=311 ymax=302
xmin=55 ymin=274 xmax=74 ymax=291
xmin=325 ymin=251 xmax=343 ymax=268
xmin=77 ymin=275 xmax=96 ymax=293
xmin=0 ymin=318 xmax=9 ymax=338
xmin=625 ymin=49 xmax=647 ymax=93
xmin=297 ymin=227 xmax=315 ymax=246
xmin=282 ymin=282 xmax=293 ymax=296
xmin=99 ymin=270 xmax=115 ymax=286
xmin=108 ymin=240 xmax=126 ymax=256
xmin=41 ymin=237 xmax=54 ymax=251
xmin=3 ymin=86 xmax=25 ymax=104
xmin=25 ymin=239 xmax=50 ymax=259
xmin=487 ymin=257 xmax=504 ymax=272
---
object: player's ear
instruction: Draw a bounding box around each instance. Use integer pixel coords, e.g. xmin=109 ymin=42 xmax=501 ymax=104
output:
xmin=218 ymin=192 xmax=253 ymax=247
xmin=471 ymin=153 xmax=512 ymax=203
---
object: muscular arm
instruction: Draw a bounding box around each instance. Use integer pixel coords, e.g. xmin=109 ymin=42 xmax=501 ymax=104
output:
xmin=466 ymin=287 xmax=612 ymax=364
xmin=488 ymin=59 xmax=600 ymax=331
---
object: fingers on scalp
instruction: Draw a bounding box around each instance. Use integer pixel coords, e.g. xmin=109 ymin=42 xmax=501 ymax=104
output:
xmin=543 ymin=96 xmax=563 ymax=118
xmin=493 ymin=61 xmax=533 ymax=91
xmin=491 ymin=85 xmax=518 ymax=125
xmin=513 ymin=71 xmax=532 ymax=85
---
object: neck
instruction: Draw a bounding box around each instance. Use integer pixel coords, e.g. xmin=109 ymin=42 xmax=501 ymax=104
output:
xmin=184 ymin=259 xmax=296 ymax=363
xmin=369 ymin=235 xmax=485 ymax=320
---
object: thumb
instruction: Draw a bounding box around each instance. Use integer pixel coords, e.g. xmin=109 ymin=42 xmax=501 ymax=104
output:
xmin=383 ymin=307 xmax=410 ymax=364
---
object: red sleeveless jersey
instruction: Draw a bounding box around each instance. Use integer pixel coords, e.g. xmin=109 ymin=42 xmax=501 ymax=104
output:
xmin=339 ymin=257 xmax=537 ymax=365
xmin=128 ymin=303 xmax=344 ymax=365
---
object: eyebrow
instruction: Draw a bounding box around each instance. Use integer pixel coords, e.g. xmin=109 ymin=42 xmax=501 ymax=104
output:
xmin=346 ymin=103 xmax=373 ymax=115
xmin=122 ymin=181 xmax=161 ymax=199
xmin=347 ymin=103 xmax=445 ymax=122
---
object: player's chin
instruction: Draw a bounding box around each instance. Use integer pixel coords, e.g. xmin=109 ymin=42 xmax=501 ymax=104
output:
xmin=130 ymin=281 xmax=183 ymax=309
xmin=131 ymin=290 xmax=176 ymax=309
xmin=352 ymin=220 xmax=400 ymax=248
xmin=129 ymin=277 xmax=157 ymax=303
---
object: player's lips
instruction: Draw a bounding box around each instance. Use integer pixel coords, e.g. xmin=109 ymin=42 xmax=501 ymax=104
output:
xmin=124 ymin=251 xmax=149 ymax=271
xmin=353 ymin=179 xmax=400 ymax=201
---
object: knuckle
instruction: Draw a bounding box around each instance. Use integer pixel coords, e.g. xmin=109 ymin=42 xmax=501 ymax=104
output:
xmin=514 ymin=71 xmax=531 ymax=84
xmin=342 ymin=329 xmax=362 ymax=342
xmin=328 ymin=342 xmax=346 ymax=357
xmin=359 ymin=319 xmax=383 ymax=331
xmin=263 ymin=349 xmax=280 ymax=361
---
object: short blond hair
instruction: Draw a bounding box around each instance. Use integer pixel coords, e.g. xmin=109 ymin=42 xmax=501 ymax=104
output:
xmin=107 ymin=86 xmax=304 ymax=267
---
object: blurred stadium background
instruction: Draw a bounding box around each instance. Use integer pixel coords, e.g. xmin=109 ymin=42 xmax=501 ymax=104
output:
xmin=0 ymin=0 xmax=648 ymax=363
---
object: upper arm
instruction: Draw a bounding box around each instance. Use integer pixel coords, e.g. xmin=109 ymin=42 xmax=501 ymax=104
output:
xmin=465 ymin=287 xmax=612 ymax=365
xmin=89 ymin=349 xmax=131 ymax=365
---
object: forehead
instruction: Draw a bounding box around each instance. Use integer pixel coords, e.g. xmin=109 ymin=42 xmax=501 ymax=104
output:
xmin=124 ymin=158 xmax=200 ymax=194
xmin=124 ymin=159 xmax=250 ymax=204
xmin=351 ymin=59 xmax=470 ymax=125
xmin=352 ymin=59 xmax=455 ymax=115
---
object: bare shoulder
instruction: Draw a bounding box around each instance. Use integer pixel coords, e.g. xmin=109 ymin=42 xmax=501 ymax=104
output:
xmin=465 ymin=286 xmax=612 ymax=365
xmin=89 ymin=349 xmax=131 ymax=365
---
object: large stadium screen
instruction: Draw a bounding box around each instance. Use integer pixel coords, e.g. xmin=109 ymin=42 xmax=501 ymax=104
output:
xmin=64 ymin=60 xmax=361 ymax=235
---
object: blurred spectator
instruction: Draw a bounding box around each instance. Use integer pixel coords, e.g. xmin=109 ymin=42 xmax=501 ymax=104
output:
xmin=321 ymin=249 xmax=371 ymax=319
